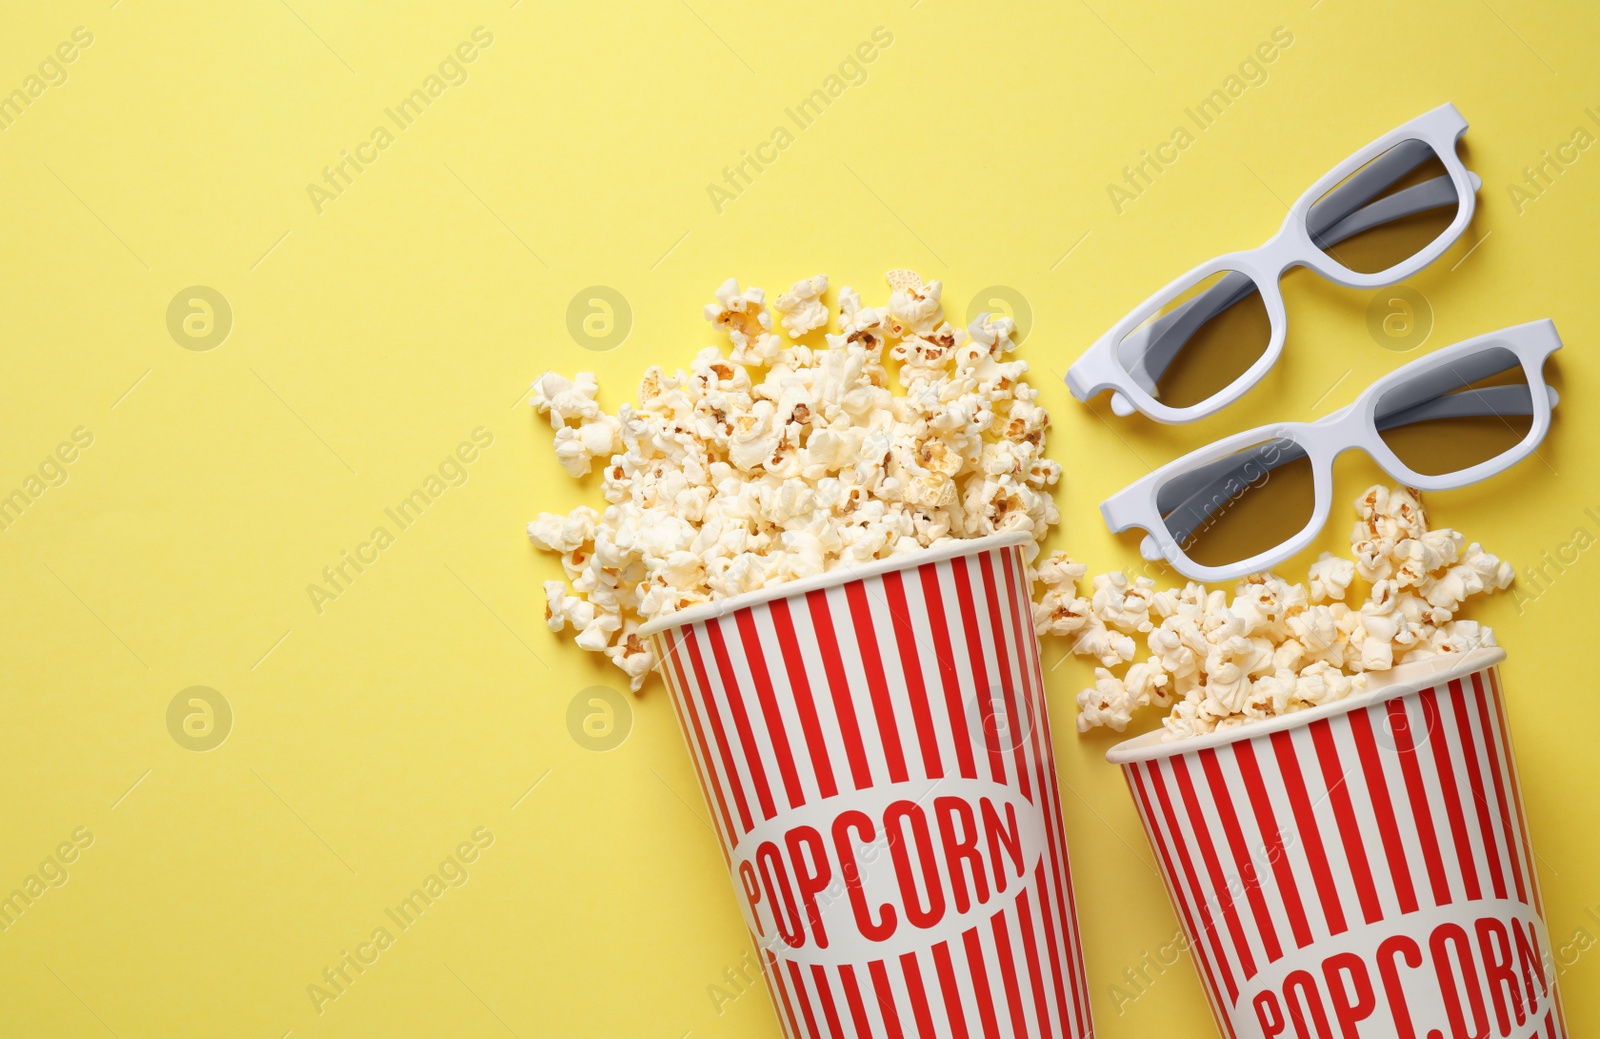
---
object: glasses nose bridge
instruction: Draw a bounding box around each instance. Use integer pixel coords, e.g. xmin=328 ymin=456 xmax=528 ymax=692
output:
xmin=1315 ymin=403 xmax=1369 ymax=459
xmin=1255 ymin=223 xmax=1309 ymax=283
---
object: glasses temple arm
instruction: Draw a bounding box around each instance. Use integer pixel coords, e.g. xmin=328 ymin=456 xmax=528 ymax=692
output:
xmin=1306 ymin=138 xmax=1436 ymax=240
xmin=1309 ymin=176 xmax=1461 ymax=251
xmin=1375 ymin=383 xmax=1552 ymax=430
xmin=1369 ymin=350 xmax=1529 ymax=415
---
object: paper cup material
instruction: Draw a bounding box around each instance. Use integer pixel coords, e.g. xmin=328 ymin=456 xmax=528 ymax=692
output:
xmin=1107 ymin=650 xmax=1566 ymax=1039
xmin=644 ymin=532 xmax=1093 ymax=1039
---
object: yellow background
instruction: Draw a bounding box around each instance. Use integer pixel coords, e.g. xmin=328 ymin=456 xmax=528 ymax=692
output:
xmin=2 ymin=1 xmax=1596 ymax=1036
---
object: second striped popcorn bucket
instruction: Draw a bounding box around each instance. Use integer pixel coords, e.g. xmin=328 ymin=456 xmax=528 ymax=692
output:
xmin=1108 ymin=649 xmax=1566 ymax=1039
xmin=641 ymin=531 xmax=1093 ymax=1038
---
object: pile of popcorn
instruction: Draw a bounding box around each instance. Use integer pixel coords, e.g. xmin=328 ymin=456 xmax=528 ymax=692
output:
xmin=528 ymin=271 xmax=1060 ymax=690
xmin=1047 ymin=485 xmax=1515 ymax=739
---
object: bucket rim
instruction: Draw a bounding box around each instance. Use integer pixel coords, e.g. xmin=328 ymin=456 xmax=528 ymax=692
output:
xmin=1105 ymin=646 xmax=1506 ymax=765
xmin=638 ymin=530 xmax=1035 ymax=637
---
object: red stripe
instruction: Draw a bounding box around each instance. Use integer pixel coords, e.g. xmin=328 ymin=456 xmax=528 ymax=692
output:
xmin=1348 ymin=705 xmax=1419 ymax=915
xmin=1234 ymin=741 xmax=1314 ymax=949
xmin=1014 ymin=887 xmax=1055 ymax=1037
xmin=706 ymin=618 xmax=777 ymax=821
xmin=653 ymin=635 xmax=726 ymax=856
xmin=1489 ymin=669 xmax=1542 ymax=913
xmin=839 ymin=964 xmax=873 ymax=1036
xmin=867 ymin=959 xmax=905 ymax=1039
xmin=1272 ymin=729 xmax=1350 ymax=936
xmin=1028 ymin=856 xmax=1075 ymax=1036
xmin=979 ymin=553 xmax=1032 ymax=801
xmin=1199 ymin=747 xmax=1283 ymax=964
xmin=683 ymin=626 xmax=754 ymax=833
xmin=784 ymin=960 xmax=821 ymax=1039
xmin=1309 ymin=718 xmax=1383 ymax=925
xmin=1451 ymin=676 xmax=1507 ymax=900
xmin=1172 ymin=754 xmax=1257 ymax=981
xmin=769 ymin=598 xmax=839 ymax=800
xmin=950 ymin=556 xmax=1007 ymax=785
xmin=1545 ymin=1010 xmax=1556 ymax=1038
xmin=1387 ymin=697 xmax=1454 ymax=907
xmin=1424 ymin=684 xmax=1481 ymax=900
xmin=845 ymin=580 xmax=910 ymax=784
xmin=961 ymin=926 xmax=1003 ymax=1039
xmin=737 ymin=609 xmax=806 ymax=810
xmin=988 ymin=912 xmax=1031 ymax=1038
xmin=660 ymin=632 xmax=737 ymax=840
xmin=881 ymin=570 xmax=945 ymax=780
xmin=931 ymin=941 xmax=971 ymax=1039
xmin=898 ymin=952 xmax=939 ymax=1039
xmin=919 ymin=561 xmax=977 ymax=779
xmin=1129 ymin=763 xmax=1237 ymax=1036
xmin=810 ymin=963 xmax=845 ymax=1038
xmin=805 ymin=588 xmax=873 ymax=790
xmin=1146 ymin=758 xmax=1239 ymax=1001
xmin=763 ymin=948 xmax=802 ymax=1039
xmin=1474 ymin=671 xmax=1527 ymax=904
xmin=1003 ymin=548 xmax=1089 ymax=1033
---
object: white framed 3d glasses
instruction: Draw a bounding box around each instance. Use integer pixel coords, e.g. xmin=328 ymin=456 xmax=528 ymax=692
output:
xmin=1101 ymin=320 xmax=1561 ymax=582
xmin=1067 ymin=103 xmax=1483 ymax=424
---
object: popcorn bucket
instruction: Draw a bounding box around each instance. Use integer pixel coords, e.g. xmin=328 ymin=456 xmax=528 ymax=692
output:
xmin=1107 ymin=649 xmax=1566 ymax=1039
xmin=641 ymin=531 xmax=1093 ymax=1038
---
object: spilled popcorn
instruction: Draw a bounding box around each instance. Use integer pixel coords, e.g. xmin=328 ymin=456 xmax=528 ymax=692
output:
xmin=1048 ymin=486 xmax=1515 ymax=739
xmin=528 ymin=272 xmax=1060 ymax=690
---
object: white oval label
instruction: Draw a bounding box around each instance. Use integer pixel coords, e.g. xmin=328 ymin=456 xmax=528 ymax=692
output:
xmin=728 ymin=776 xmax=1046 ymax=965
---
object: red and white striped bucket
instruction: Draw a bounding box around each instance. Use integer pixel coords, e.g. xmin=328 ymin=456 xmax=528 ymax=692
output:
xmin=642 ymin=531 xmax=1093 ymax=1038
xmin=1108 ymin=649 xmax=1566 ymax=1039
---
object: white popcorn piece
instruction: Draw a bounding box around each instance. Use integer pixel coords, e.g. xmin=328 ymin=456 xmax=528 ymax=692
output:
xmin=1201 ymin=634 xmax=1269 ymax=715
xmin=1036 ymin=551 xmax=1087 ymax=591
xmin=964 ymin=312 xmax=1019 ymax=360
xmin=552 ymin=414 xmax=622 ymax=478
xmin=1035 ymin=588 xmax=1090 ymax=638
xmin=705 ymin=278 xmax=768 ymax=332
xmin=890 ymin=329 xmax=960 ymax=385
xmin=706 ymin=278 xmax=782 ymax=367
xmin=1240 ymin=669 xmax=1299 ymax=720
xmin=1307 ymin=552 xmax=1355 ymax=603
xmin=1076 ymin=661 xmax=1170 ymax=733
xmin=727 ymin=399 xmax=781 ymax=472
xmin=885 ymin=273 xmax=944 ymax=338
xmin=837 ymin=286 xmax=887 ymax=335
xmin=1063 ymin=611 xmax=1136 ymax=669
xmin=605 ymin=623 xmax=657 ymax=692
xmin=1296 ymin=662 xmax=1365 ymax=706
xmin=773 ymin=275 xmax=829 ymax=338
xmin=1163 ymin=697 xmax=1224 ymax=739
xmin=544 ymin=580 xmax=594 ymax=635
xmin=1090 ymin=572 xmax=1156 ymax=634
xmin=730 ymin=330 xmax=783 ymax=368
xmin=1148 ymin=622 xmax=1201 ymax=680
xmin=574 ymin=608 xmax=622 ymax=653
xmin=531 ymin=371 xmax=602 ymax=427
xmin=1422 ymin=542 xmax=1515 ymax=611
xmin=528 ymin=507 xmax=599 ymax=554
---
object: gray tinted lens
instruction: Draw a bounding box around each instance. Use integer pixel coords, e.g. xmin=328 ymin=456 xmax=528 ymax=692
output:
xmin=1115 ymin=269 xmax=1271 ymax=410
xmin=1308 ymin=139 xmax=1460 ymax=276
xmin=1376 ymin=346 xmax=1534 ymax=477
xmin=1158 ymin=436 xmax=1316 ymax=569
